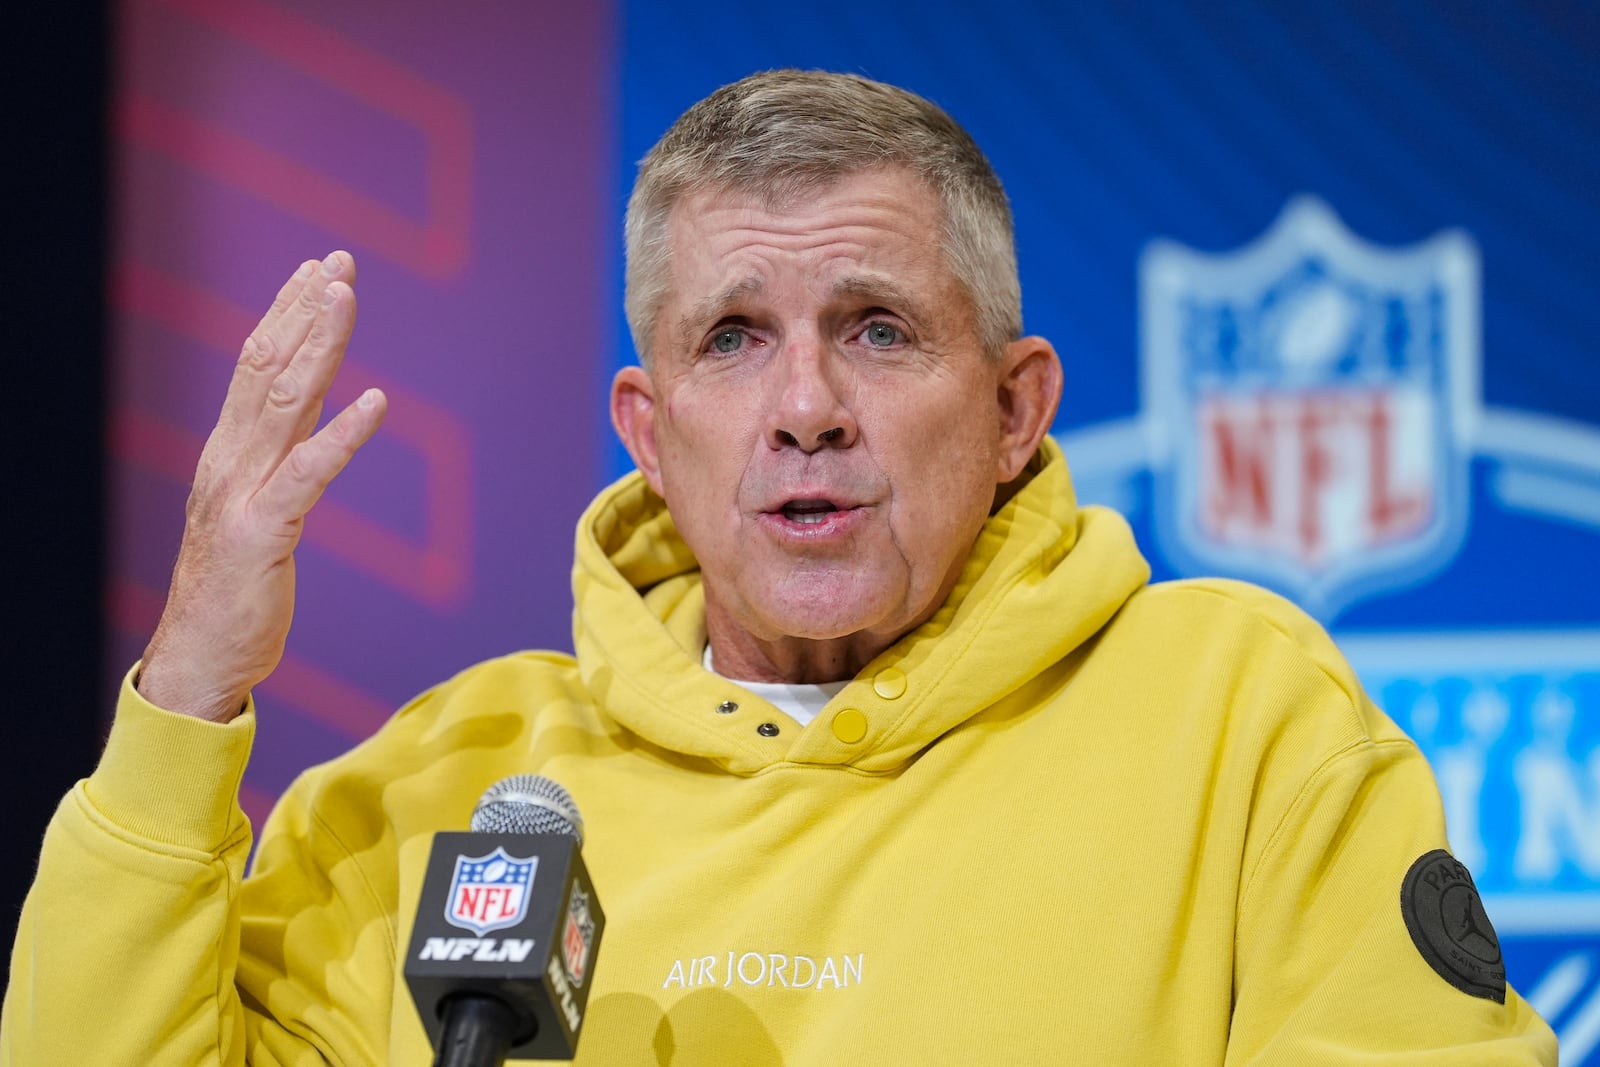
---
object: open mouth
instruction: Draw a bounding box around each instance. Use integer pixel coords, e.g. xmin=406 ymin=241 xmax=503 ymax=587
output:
xmin=780 ymin=499 xmax=841 ymax=524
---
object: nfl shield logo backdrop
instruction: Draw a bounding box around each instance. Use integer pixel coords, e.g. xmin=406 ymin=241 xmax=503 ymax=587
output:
xmin=1140 ymin=197 xmax=1480 ymax=619
xmin=445 ymin=847 xmax=538 ymax=937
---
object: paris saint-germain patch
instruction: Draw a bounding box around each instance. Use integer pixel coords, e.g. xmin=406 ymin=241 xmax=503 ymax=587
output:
xmin=1399 ymin=849 xmax=1505 ymax=1003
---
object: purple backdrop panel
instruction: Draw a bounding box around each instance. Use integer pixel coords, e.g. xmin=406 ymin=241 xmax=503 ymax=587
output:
xmin=108 ymin=0 xmax=616 ymax=827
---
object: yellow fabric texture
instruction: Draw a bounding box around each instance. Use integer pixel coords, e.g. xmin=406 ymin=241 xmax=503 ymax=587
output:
xmin=2 ymin=439 xmax=1556 ymax=1064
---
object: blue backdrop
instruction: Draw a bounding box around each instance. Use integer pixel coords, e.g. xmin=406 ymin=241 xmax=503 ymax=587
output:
xmin=616 ymin=2 xmax=1600 ymax=1058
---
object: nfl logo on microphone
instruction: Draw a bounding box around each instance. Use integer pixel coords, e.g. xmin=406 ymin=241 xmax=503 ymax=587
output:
xmin=562 ymin=884 xmax=596 ymax=986
xmin=1140 ymin=196 xmax=1478 ymax=618
xmin=445 ymin=847 xmax=538 ymax=937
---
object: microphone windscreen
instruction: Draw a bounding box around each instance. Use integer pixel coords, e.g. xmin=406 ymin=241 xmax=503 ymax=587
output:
xmin=470 ymin=774 xmax=584 ymax=842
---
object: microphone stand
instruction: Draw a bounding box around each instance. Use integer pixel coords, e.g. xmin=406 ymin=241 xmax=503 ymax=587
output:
xmin=434 ymin=993 xmax=530 ymax=1067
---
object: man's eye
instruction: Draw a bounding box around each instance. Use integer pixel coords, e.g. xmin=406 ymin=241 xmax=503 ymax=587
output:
xmin=710 ymin=329 xmax=744 ymax=354
xmin=864 ymin=322 xmax=903 ymax=347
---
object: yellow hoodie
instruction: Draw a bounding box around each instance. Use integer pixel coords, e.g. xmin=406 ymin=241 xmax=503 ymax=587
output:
xmin=2 ymin=440 xmax=1555 ymax=1064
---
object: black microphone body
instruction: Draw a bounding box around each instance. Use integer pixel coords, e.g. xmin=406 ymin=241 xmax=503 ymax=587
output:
xmin=405 ymin=778 xmax=606 ymax=1066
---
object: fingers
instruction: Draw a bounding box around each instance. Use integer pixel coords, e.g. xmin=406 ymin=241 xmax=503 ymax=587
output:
xmin=253 ymin=387 xmax=388 ymax=525
xmin=245 ymin=278 xmax=359 ymax=478
xmin=213 ymin=251 xmax=356 ymax=460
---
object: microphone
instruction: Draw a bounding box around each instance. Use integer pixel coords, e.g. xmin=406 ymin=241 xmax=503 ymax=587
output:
xmin=404 ymin=775 xmax=606 ymax=1066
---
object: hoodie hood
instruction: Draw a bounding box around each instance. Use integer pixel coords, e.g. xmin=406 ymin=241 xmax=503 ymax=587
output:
xmin=571 ymin=437 xmax=1150 ymax=776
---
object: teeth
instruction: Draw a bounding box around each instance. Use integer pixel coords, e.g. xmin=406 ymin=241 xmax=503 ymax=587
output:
xmin=782 ymin=501 xmax=836 ymax=524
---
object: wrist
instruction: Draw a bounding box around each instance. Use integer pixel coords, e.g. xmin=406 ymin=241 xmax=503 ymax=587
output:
xmin=135 ymin=655 xmax=248 ymax=724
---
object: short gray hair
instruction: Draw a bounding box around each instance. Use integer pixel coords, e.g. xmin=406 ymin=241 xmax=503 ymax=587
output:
xmin=624 ymin=70 xmax=1022 ymax=363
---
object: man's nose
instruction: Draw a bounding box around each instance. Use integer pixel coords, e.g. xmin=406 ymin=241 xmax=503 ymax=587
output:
xmin=766 ymin=337 xmax=857 ymax=452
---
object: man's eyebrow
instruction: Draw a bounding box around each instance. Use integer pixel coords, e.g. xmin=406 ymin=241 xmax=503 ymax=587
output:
xmin=675 ymin=277 xmax=766 ymax=349
xmin=831 ymin=276 xmax=928 ymax=320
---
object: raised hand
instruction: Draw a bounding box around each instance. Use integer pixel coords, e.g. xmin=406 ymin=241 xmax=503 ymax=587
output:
xmin=136 ymin=252 xmax=387 ymax=722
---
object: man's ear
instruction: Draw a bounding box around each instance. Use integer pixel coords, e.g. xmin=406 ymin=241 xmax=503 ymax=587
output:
xmin=995 ymin=335 xmax=1064 ymax=481
xmin=611 ymin=365 xmax=664 ymax=495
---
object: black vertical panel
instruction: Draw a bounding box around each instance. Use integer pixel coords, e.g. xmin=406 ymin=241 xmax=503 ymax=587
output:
xmin=1 ymin=4 xmax=109 ymax=1001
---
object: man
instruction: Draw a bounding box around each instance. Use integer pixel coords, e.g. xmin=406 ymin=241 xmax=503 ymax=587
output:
xmin=3 ymin=71 xmax=1556 ymax=1063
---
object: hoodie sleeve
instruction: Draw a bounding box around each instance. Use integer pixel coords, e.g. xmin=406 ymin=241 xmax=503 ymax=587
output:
xmin=0 ymin=667 xmax=393 ymax=1066
xmin=1224 ymin=725 xmax=1557 ymax=1065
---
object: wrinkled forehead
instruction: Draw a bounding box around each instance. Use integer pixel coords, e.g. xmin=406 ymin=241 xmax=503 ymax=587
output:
xmin=661 ymin=171 xmax=956 ymax=317
xmin=659 ymin=168 xmax=951 ymax=294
